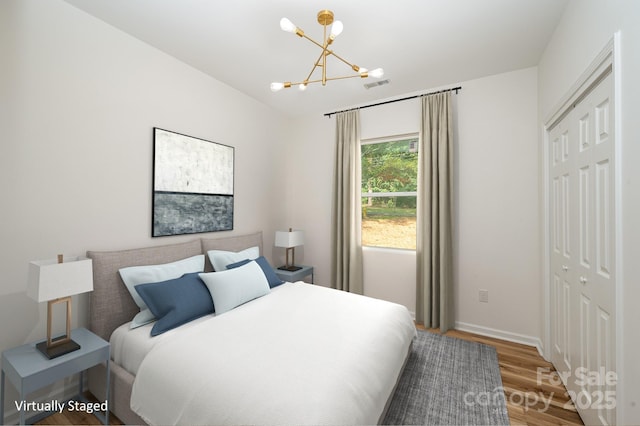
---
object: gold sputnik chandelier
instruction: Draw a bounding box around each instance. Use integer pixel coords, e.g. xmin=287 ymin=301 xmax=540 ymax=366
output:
xmin=270 ymin=10 xmax=384 ymax=92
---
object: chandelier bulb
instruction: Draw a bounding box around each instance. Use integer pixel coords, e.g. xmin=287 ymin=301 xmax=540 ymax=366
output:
xmin=270 ymin=82 xmax=285 ymax=92
xmin=298 ymin=83 xmax=308 ymax=91
xmin=329 ymin=20 xmax=343 ymax=39
xmin=369 ymin=68 xmax=384 ymax=78
xmin=280 ymin=17 xmax=297 ymax=33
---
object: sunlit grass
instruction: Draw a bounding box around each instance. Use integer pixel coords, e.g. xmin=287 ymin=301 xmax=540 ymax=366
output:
xmin=362 ymin=215 xmax=416 ymax=250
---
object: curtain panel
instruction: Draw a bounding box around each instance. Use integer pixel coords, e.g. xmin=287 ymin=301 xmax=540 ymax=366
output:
xmin=416 ymin=92 xmax=454 ymax=331
xmin=331 ymin=110 xmax=363 ymax=294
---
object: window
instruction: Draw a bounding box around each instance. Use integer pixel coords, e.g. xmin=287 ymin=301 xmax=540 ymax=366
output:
xmin=361 ymin=136 xmax=418 ymax=250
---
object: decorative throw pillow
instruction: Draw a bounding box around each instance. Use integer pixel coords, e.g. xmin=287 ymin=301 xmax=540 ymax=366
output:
xmin=199 ymin=261 xmax=270 ymax=315
xmin=135 ymin=272 xmax=214 ymax=336
xmin=226 ymin=256 xmax=285 ymax=288
xmin=207 ymin=246 xmax=259 ymax=271
xmin=119 ymin=255 xmax=205 ymax=328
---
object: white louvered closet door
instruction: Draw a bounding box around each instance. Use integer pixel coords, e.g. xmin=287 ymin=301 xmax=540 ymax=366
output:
xmin=549 ymin=71 xmax=616 ymax=426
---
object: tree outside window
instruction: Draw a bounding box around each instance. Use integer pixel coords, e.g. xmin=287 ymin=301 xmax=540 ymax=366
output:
xmin=361 ymin=137 xmax=418 ymax=250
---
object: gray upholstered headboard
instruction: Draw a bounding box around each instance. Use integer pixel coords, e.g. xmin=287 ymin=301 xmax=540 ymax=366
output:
xmin=87 ymin=232 xmax=263 ymax=341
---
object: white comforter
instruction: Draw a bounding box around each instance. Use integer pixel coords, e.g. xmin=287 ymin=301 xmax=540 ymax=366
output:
xmin=130 ymin=282 xmax=416 ymax=425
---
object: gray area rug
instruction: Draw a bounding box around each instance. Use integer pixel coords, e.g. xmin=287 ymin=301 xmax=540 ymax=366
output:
xmin=383 ymin=331 xmax=510 ymax=425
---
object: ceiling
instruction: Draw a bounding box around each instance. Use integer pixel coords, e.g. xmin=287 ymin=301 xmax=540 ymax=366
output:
xmin=63 ymin=0 xmax=568 ymax=117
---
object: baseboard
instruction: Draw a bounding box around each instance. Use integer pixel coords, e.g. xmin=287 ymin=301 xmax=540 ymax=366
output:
xmin=455 ymin=321 xmax=544 ymax=357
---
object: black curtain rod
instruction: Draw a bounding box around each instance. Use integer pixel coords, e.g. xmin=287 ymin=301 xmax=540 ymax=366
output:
xmin=324 ymin=86 xmax=462 ymax=118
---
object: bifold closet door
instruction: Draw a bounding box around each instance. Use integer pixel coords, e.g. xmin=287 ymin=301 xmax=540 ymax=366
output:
xmin=549 ymin=71 xmax=615 ymax=426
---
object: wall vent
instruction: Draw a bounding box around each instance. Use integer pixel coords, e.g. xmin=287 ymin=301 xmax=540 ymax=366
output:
xmin=364 ymin=79 xmax=390 ymax=89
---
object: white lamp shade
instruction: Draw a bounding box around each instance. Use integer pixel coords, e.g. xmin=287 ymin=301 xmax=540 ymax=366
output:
xmin=275 ymin=230 xmax=304 ymax=248
xmin=27 ymin=257 xmax=93 ymax=302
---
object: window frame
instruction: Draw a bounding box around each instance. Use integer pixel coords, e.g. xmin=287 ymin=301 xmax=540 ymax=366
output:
xmin=360 ymin=133 xmax=419 ymax=251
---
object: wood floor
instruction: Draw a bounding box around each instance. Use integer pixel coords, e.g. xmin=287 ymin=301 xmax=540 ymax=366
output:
xmin=35 ymin=328 xmax=583 ymax=425
xmin=422 ymin=326 xmax=584 ymax=425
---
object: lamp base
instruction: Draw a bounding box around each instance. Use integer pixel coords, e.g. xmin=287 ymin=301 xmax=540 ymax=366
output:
xmin=278 ymin=265 xmax=302 ymax=271
xmin=36 ymin=338 xmax=81 ymax=359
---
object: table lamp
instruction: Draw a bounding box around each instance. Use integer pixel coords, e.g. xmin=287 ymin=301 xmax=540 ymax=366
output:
xmin=275 ymin=228 xmax=304 ymax=271
xmin=27 ymin=254 xmax=93 ymax=359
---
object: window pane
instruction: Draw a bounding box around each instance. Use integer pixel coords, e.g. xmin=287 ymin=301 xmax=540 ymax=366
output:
xmin=361 ymin=139 xmax=418 ymax=195
xmin=362 ymin=196 xmax=416 ymax=250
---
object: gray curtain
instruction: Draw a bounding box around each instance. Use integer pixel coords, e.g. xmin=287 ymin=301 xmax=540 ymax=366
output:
xmin=331 ymin=110 xmax=363 ymax=294
xmin=416 ymin=92 xmax=454 ymax=331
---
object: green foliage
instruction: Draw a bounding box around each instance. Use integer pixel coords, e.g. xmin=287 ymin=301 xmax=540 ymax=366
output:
xmin=361 ymin=139 xmax=418 ymax=209
xmin=361 ymin=139 xmax=418 ymax=193
xmin=362 ymin=205 xmax=416 ymax=218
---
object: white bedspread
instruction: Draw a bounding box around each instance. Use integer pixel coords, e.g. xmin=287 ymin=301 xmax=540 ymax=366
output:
xmin=110 ymin=315 xmax=210 ymax=376
xmin=130 ymin=282 xmax=416 ymax=425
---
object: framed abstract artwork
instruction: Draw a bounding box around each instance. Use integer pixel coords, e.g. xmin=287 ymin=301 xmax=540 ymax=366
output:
xmin=152 ymin=128 xmax=234 ymax=237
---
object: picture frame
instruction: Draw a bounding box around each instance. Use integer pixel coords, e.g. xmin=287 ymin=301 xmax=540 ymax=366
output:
xmin=152 ymin=127 xmax=234 ymax=237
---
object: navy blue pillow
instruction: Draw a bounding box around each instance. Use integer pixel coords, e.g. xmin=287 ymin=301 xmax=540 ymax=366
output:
xmin=134 ymin=272 xmax=214 ymax=336
xmin=226 ymin=256 xmax=285 ymax=288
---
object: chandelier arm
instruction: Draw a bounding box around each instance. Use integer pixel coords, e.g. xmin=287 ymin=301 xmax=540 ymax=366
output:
xmin=288 ymin=79 xmax=319 ymax=86
xmin=289 ymin=73 xmax=364 ymax=87
xmin=324 ymin=49 xmax=360 ymax=72
xmin=298 ymin=24 xmax=362 ymax=83
xmin=324 ymin=74 xmax=366 ymax=82
xmin=322 ymin=22 xmax=327 ymax=85
xmin=303 ymin=48 xmax=329 ymax=84
xmin=297 ymin=32 xmax=336 ymax=85
xmin=300 ymin=33 xmax=326 ymax=51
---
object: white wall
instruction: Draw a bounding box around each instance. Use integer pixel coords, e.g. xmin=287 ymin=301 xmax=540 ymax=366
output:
xmin=537 ymin=1 xmax=640 ymax=423
xmin=279 ymin=115 xmax=334 ymax=284
xmin=455 ymin=68 xmax=540 ymax=344
xmin=0 ymin=0 xmax=286 ymax=414
xmin=287 ymin=67 xmax=541 ymax=344
xmin=362 ymin=247 xmax=416 ymax=314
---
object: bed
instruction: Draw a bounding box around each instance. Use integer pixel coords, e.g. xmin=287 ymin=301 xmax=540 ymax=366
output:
xmin=86 ymin=231 xmax=416 ymax=425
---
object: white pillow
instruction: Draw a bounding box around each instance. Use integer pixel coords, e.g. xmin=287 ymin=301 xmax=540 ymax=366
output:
xmin=119 ymin=255 xmax=205 ymax=329
xmin=199 ymin=261 xmax=270 ymax=315
xmin=207 ymin=246 xmax=259 ymax=271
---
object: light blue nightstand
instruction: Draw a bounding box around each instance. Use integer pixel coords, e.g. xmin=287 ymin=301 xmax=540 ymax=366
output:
xmin=275 ymin=265 xmax=314 ymax=284
xmin=1 ymin=328 xmax=110 ymax=425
